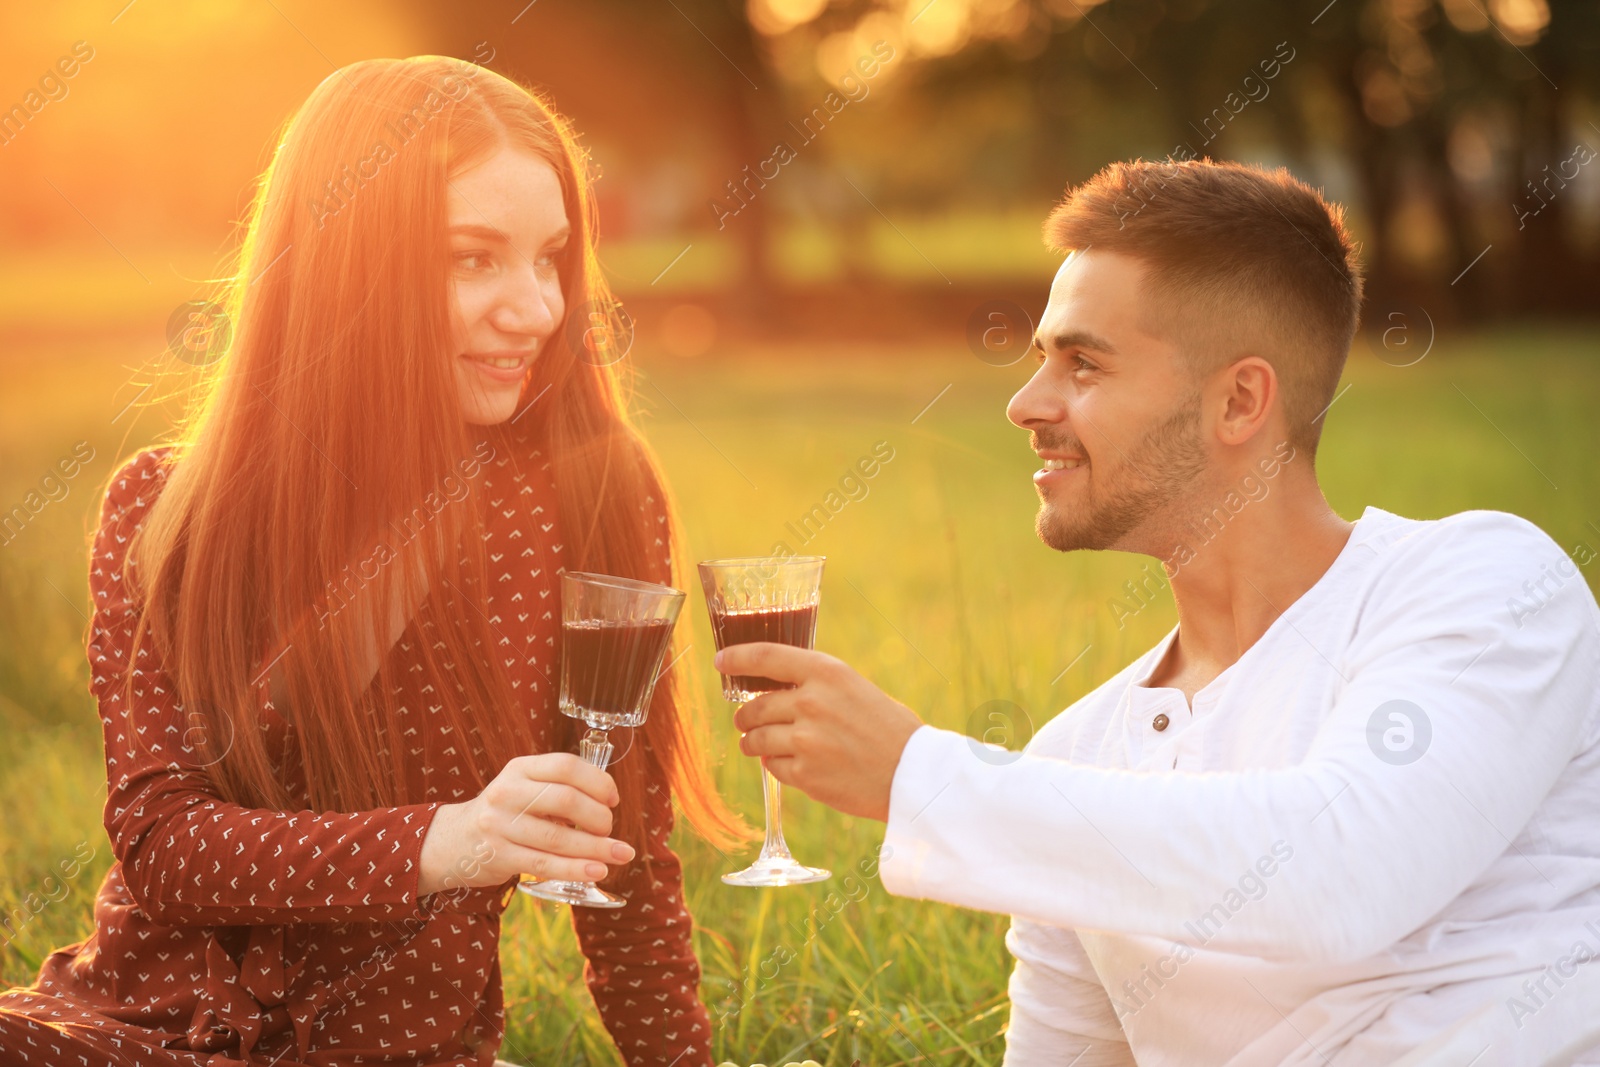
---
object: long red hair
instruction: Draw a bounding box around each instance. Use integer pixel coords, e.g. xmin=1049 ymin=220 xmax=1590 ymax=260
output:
xmin=121 ymin=55 xmax=747 ymax=859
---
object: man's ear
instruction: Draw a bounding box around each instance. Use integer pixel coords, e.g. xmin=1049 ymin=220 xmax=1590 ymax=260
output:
xmin=1214 ymin=356 xmax=1277 ymax=447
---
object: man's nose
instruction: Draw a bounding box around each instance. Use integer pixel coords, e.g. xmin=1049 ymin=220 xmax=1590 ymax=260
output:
xmin=1007 ymin=367 xmax=1067 ymax=430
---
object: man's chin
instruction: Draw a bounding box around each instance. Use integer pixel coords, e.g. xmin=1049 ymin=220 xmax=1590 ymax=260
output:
xmin=1036 ymin=504 xmax=1132 ymax=553
xmin=1037 ymin=509 xmax=1099 ymax=552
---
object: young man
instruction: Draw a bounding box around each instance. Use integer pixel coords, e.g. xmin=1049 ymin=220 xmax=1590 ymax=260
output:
xmin=718 ymin=160 xmax=1600 ymax=1065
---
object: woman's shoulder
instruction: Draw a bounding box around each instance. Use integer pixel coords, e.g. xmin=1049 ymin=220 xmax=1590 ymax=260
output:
xmin=102 ymin=446 xmax=177 ymax=506
xmin=93 ymin=445 xmax=179 ymax=555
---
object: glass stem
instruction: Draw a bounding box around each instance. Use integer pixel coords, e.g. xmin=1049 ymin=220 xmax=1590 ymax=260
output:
xmin=756 ymin=760 xmax=794 ymax=862
xmin=580 ymin=728 xmax=614 ymax=772
xmin=558 ymin=728 xmax=616 ymax=891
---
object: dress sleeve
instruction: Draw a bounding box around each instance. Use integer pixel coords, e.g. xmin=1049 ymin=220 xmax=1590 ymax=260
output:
xmin=90 ymin=449 xmax=446 ymax=927
xmin=570 ymin=767 xmax=712 ymax=1067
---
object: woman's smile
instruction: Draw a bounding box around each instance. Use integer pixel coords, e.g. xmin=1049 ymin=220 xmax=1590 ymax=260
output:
xmin=461 ymin=347 xmax=534 ymax=383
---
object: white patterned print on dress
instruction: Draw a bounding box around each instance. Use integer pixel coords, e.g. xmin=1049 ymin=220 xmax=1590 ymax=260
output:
xmin=0 ymin=429 xmax=710 ymax=1067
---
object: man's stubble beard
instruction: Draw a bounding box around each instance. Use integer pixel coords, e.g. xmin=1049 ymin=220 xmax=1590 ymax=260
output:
xmin=1035 ymin=397 xmax=1210 ymax=553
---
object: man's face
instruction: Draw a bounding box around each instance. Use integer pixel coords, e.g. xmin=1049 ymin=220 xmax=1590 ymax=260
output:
xmin=1006 ymin=250 xmax=1210 ymax=553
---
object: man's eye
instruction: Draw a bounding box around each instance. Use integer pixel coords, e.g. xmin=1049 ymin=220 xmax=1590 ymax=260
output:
xmin=1073 ymin=355 xmax=1097 ymax=372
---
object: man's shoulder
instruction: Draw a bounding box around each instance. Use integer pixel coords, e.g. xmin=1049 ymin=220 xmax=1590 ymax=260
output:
xmin=1355 ymin=506 xmax=1582 ymax=602
xmin=1360 ymin=505 xmax=1562 ymax=559
xmin=1348 ymin=505 xmax=1599 ymax=660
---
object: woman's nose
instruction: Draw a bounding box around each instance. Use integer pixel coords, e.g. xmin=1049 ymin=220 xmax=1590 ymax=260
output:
xmin=493 ymin=269 xmax=562 ymax=340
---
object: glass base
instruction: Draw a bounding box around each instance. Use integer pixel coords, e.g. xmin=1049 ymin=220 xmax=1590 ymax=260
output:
xmin=721 ymin=855 xmax=832 ymax=888
xmin=517 ymin=878 xmax=626 ymax=909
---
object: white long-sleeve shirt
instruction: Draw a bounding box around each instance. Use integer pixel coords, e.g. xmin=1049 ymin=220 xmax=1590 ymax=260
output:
xmin=879 ymin=506 xmax=1600 ymax=1066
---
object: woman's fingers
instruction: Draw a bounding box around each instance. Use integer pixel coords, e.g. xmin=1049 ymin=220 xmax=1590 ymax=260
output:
xmin=504 ymin=843 xmax=614 ymax=885
xmin=496 ymin=775 xmax=615 ymax=837
xmin=509 ymin=752 xmax=620 ymax=807
xmin=425 ymin=751 xmax=648 ymax=893
xmin=504 ymin=813 xmax=633 ymax=865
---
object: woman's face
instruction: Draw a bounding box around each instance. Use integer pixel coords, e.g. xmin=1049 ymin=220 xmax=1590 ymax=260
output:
xmin=447 ymin=146 xmax=569 ymax=426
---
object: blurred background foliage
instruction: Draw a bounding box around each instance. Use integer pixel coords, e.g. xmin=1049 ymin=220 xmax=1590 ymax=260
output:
xmin=0 ymin=0 xmax=1595 ymax=346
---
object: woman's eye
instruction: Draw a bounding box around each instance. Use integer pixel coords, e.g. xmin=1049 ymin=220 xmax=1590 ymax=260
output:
xmin=536 ymin=245 xmax=566 ymax=271
xmin=455 ymin=251 xmax=491 ymax=272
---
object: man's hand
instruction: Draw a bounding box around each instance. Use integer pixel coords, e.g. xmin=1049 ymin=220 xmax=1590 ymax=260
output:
xmin=719 ymin=643 xmax=923 ymax=822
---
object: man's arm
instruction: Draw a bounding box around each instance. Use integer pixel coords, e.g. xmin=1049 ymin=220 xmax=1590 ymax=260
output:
xmin=1005 ymin=925 xmax=1137 ymax=1065
xmin=725 ymin=515 xmax=1600 ymax=964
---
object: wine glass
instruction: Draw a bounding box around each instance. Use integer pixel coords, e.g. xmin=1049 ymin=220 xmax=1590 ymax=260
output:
xmin=698 ymin=556 xmax=831 ymax=888
xmin=518 ymin=571 xmax=684 ymax=909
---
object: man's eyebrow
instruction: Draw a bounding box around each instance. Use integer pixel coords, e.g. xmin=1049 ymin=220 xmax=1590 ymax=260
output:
xmin=1032 ymin=328 xmax=1118 ymax=356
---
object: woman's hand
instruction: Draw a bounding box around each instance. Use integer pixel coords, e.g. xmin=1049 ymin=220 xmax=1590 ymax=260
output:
xmin=417 ymin=753 xmax=636 ymax=896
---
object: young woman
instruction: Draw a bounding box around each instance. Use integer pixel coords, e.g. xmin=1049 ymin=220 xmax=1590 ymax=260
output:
xmin=0 ymin=56 xmax=744 ymax=1067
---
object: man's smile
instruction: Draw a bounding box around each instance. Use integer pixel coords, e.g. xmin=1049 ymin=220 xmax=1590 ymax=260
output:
xmin=1034 ymin=449 xmax=1088 ymax=488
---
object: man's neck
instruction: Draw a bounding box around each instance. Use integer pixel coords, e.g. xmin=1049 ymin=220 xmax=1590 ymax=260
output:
xmin=1143 ymin=477 xmax=1354 ymax=703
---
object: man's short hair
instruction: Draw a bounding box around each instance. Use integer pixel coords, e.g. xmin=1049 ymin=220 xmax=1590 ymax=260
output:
xmin=1043 ymin=159 xmax=1364 ymax=456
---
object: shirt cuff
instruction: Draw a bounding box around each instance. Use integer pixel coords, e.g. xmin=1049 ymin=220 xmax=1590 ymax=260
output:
xmin=880 ymin=723 xmax=968 ymax=900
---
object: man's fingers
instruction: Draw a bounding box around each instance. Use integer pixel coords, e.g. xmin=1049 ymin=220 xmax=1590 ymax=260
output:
xmin=740 ymin=723 xmax=796 ymax=759
xmin=732 ymin=691 xmax=798 ymax=732
xmin=714 ymin=642 xmax=823 ymax=685
xmin=759 ymin=755 xmax=798 ymax=787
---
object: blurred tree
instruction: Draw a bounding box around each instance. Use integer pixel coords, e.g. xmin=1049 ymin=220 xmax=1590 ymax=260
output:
xmin=3 ymin=0 xmax=1592 ymax=322
xmin=675 ymin=0 xmax=1599 ymax=319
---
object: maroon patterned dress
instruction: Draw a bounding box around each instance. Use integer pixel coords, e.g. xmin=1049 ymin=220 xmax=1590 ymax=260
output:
xmin=0 ymin=423 xmax=713 ymax=1067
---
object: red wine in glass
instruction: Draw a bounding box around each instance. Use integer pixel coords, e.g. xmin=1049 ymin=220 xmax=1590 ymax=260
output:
xmin=562 ymin=618 xmax=677 ymax=727
xmin=705 ymin=603 xmax=818 ymax=700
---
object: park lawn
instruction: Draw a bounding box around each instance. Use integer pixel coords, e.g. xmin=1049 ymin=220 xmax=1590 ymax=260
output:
xmin=2 ymin=326 xmax=1597 ymax=1065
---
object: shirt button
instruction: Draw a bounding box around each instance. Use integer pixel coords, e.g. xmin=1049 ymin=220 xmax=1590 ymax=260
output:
xmin=1152 ymin=713 xmax=1170 ymax=732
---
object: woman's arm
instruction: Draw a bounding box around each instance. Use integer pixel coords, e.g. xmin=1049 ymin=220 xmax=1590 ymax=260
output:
xmin=92 ymin=450 xmax=630 ymax=927
xmin=91 ymin=454 xmax=443 ymax=925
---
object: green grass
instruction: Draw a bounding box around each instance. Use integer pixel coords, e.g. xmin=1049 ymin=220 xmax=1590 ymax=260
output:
xmin=3 ymin=326 xmax=1598 ymax=1064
